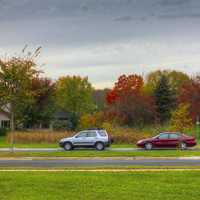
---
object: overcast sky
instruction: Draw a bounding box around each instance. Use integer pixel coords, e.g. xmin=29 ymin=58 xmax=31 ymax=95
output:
xmin=0 ymin=0 xmax=200 ymax=88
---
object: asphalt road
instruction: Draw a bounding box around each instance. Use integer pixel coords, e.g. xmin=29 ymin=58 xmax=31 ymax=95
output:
xmin=0 ymin=158 xmax=200 ymax=167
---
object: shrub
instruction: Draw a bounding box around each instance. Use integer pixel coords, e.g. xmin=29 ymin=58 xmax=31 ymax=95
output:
xmin=78 ymin=114 xmax=97 ymax=130
xmin=0 ymin=128 xmax=9 ymax=136
xmin=102 ymin=122 xmax=114 ymax=133
xmin=78 ymin=112 xmax=104 ymax=130
xmin=106 ymin=127 xmax=151 ymax=144
xmin=170 ymin=103 xmax=193 ymax=132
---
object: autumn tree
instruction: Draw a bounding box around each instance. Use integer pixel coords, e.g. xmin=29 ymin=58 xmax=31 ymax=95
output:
xmin=22 ymin=77 xmax=55 ymax=128
xmin=170 ymin=103 xmax=193 ymax=132
xmin=0 ymin=48 xmax=41 ymax=131
xmin=106 ymin=74 xmax=157 ymax=126
xmin=178 ymin=77 xmax=200 ymax=121
xmin=55 ymin=76 xmax=95 ymax=128
xmin=154 ymin=75 xmax=175 ymax=123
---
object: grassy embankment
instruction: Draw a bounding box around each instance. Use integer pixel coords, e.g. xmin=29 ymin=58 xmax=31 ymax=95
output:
xmin=0 ymin=171 xmax=200 ymax=200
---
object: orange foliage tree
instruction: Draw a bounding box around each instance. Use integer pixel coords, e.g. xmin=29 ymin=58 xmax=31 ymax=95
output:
xmin=178 ymin=77 xmax=200 ymax=122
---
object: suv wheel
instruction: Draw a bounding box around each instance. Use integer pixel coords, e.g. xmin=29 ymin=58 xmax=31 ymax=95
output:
xmin=145 ymin=143 xmax=153 ymax=150
xmin=95 ymin=142 xmax=105 ymax=151
xmin=63 ymin=142 xmax=73 ymax=151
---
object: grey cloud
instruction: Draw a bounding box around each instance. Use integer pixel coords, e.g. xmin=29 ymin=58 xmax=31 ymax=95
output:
xmin=1 ymin=0 xmax=200 ymax=88
xmin=113 ymin=16 xmax=133 ymax=22
xmin=159 ymin=13 xmax=200 ymax=19
xmin=159 ymin=0 xmax=190 ymax=7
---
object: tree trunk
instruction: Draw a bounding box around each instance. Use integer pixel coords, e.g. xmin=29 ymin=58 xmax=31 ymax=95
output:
xmin=11 ymin=111 xmax=15 ymax=132
xmin=10 ymin=106 xmax=15 ymax=152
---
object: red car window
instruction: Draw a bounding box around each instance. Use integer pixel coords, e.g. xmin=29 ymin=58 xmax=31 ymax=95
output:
xmin=169 ymin=134 xmax=179 ymax=139
xmin=158 ymin=134 xmax=169 ymax=139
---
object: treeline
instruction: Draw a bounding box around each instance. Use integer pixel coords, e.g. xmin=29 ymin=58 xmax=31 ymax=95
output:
xmin=0 ymin=49 xmax=199 ymax=131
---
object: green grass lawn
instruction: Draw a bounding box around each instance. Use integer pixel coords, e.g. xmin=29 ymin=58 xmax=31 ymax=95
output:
xmin=0 ymin=171 xmax=200 ymax=200
xmin=1 ymin=149 xmax=200 ymax=157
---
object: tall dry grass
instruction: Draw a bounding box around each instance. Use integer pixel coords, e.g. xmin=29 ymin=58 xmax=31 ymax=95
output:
xmin=6 ymin=128 xmax=151 ymax=144
xmin=6 ymin=131 xmax=74 ymax=144
xmin=109 ymin=127 xmax=151 ymax=144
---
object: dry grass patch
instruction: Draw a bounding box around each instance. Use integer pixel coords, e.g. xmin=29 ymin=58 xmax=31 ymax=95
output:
xmin=6 ymin=131 xmax=74 ymax=144
xmin=5 ymin=128 xmax=151 ymax=144
xmin=109 ymin=127 xmax=151 ymax=144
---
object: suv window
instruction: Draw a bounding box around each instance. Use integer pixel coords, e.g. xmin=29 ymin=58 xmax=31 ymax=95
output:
xmin=87 ymin=132 xmax=97 ymax=137
xmin=169 ymin=134 xmax=179 ymax=139
xmin=76 ymin=132 xmax=87 ymax=138
xmin=158 ymin=133 xmax=169 ymax=139
xmin=98 ymin=130 xmax=107 ymax=137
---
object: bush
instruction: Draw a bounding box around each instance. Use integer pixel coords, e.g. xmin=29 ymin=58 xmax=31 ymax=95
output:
xmin=78 ymin=112 xmax=104 ymax=130
xmin=78 ymin=114 xmax=97 ymax=130
xmin=0 ymin=128 xmax=9 ymax=136
xmin=106 ymin=126 xmax=151 ymax=144
xmin=6 ymin=131 xmax=74 ymax=143
xmin=170 ymin=103 xmax=193 ymax=132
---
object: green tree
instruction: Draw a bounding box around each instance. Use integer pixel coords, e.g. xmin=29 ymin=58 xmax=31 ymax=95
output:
xmin=55 ymin=76 xmax=95 ymax=128
xmin=170 ymin=103 xmax=193 ymax=132
xmin=0 ymin=48 xmax=41 ymax=131
xmin=154 ymin=75 xmax=174 ymax=123
xmin=145 ymin=70 xmax=190 ymax=95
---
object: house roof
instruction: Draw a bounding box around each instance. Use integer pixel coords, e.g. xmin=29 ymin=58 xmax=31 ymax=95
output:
xmin=0 ymin=109 xmax=10 ymax=119
xmin=0 ymin=107 xmax=10 ymax=118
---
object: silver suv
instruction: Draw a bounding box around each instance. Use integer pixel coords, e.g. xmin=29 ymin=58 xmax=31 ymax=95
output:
xmin=59 ymin=129 xmax=111 ymax=151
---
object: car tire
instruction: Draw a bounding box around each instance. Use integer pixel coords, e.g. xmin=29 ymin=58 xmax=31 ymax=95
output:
xmin=63 ymin=142 xmax=73 ymax=151
xmin=180 ymin=142 xmax=187 ymax=150
xmin=145 ymin=143 xmax=153 ymax=150
xmin=95 ymin=142 xmax=105 ymax=151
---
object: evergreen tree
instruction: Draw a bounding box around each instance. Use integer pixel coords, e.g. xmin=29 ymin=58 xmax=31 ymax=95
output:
xmin=154 ymin=75 xmax=174 ymax=123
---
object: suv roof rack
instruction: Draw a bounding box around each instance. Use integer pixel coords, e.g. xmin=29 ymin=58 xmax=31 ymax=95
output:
xmin=86 ymin=128 xmax=104 ymax=130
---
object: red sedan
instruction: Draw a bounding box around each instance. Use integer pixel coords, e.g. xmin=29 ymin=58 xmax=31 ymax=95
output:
xmin=137 ymin=132 xmax=196 ymax=150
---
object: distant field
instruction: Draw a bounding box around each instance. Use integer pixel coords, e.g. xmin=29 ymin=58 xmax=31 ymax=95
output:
xmin=0 ymin=171 xmax=200 ymax=200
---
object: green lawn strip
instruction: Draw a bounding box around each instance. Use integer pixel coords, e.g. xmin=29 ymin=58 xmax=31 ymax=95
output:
xmin=0 ymin=143 xmax=134 ymax=148
xmin=1 ymin=165 xmax=200 ymax=170
xmin=0 ymin=171 xmax=200 ymax=200
xmin=1 ymin=149 xmax=200 ymax=157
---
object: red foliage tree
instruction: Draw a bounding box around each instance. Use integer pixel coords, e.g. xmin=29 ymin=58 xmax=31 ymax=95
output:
xmin=106 ymin=74 xmax=143 ymax=104
xmin=106 ymin=74 xmax=157 ymax=126
xmin=178 ymin=77 xmax=200 ymax=121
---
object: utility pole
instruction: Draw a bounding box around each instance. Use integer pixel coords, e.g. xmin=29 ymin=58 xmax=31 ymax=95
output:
xmin=196 ymin=115 xmax=200 ymax=139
